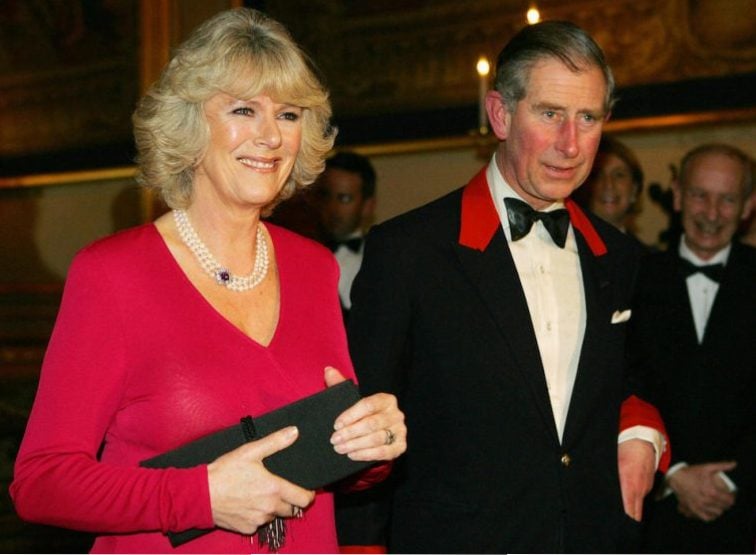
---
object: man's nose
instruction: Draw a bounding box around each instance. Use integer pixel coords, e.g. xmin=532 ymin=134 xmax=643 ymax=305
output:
xmin=555 ymin=120 xmax=578 ymax=158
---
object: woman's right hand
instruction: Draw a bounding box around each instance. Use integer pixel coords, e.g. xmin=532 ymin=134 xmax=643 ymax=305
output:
xmin=207 ymin=426 xmax=315 ymax=534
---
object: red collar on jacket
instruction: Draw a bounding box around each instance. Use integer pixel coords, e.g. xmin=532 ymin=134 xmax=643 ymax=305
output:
xmin=458 ymin=166 xmax=607 ymax=256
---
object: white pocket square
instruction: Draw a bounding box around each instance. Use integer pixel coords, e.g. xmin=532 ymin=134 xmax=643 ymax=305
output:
xmin=611 ymin=309 xmax=632 ymax=324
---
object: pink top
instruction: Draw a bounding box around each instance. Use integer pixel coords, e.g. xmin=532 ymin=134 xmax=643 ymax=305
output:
xmin=11 ymin=222 xmax=385 ymax=553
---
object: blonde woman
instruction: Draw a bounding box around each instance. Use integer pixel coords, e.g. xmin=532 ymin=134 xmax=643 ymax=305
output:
xmin=11 ymin=9 xmax=405 ymax=553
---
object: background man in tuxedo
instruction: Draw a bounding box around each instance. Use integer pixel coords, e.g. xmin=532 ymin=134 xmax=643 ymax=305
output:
xmin=348 ymin=20 xmax=668 ymax=553
xmin=634 ymin=144 xmax=755 ymax=553
xmin=312 ymin=151 xmax=386 ymax=548
xmin=314 ymin=151 xmax=376 ymax=316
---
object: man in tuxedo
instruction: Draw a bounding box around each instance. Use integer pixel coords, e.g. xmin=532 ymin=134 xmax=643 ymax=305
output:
xmin=313 ymin=151 xmax=386 ymax=548
xmin=347 ymin=21 xmax=668 ymax=553
xmin=635 ymin=144 xmax=755 ymax=553
xmin=314 ymin=151 xmax=376 ymax=316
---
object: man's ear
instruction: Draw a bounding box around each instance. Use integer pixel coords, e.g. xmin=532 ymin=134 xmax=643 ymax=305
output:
xmin=740 ymin=190 xmax=754 ymax=221
xmin=671 ymin=180 xmax=683 ymax=213
xmin=361 ymin=196 xmax=376 ymax=229
xmin=486 ymin=90 xmax=511 ymax=140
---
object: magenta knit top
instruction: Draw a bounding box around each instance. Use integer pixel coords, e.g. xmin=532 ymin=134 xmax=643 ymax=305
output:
xmin=10 ymin=222 xmax=385 ymax=553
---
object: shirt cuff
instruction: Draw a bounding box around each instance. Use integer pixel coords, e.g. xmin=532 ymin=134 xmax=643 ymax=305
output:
xmin=717 ymin=471 xmax=738 ymax=492
xmin=666 ymin=461 xmax=688 ymax=478
xmin=617 ymin=425 xmax=665 ymax=469
xmin=658 ymin=461 xmax=689 ymax=499
xmin=658 ymin=463 xmax=738 ymax=498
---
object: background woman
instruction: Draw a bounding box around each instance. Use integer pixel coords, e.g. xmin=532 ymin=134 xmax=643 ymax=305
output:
xmin=576 ymin=134 xmax=649 ymax=249
xmin=10 ymin=8 xmax=405 ymax=553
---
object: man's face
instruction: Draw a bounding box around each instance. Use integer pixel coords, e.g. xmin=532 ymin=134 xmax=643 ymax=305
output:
xmin=675 ymin=151 xmax=752 ymax=260
xmin=315 ymin=167 xmax=372 ymax=240
xmin=488 ymin=58 xmax=607 ymax=210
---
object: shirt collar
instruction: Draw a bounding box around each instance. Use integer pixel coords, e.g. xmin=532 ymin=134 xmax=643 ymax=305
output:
xmin=678 ymin=236 xmax=730 ymax=266
xmin=459 ymin=157 xmax=606 ymax=256
xmin=487 ymin=153 xmax=566 ymax=235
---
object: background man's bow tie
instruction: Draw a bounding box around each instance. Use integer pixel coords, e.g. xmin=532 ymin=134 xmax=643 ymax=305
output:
xmin=325 ymin=237 xmax=363 ymax=253
xmin=679 ymin=257 xmax=725 ymax=282
xmin=504 ymin=197 xmax=570 ymax=248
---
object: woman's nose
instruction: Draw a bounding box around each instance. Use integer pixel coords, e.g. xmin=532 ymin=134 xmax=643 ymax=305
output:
xmin=254 ymin=115 xmax=282 ymax=149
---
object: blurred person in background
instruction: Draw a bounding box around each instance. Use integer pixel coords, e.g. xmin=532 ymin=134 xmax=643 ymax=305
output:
xmin=314 ymin=151 xmax=377 ymax=318
xmin=631 ymin=143 xmax=754 ymax=553
xmin=575 ymin=135 xmax=650 ymax=251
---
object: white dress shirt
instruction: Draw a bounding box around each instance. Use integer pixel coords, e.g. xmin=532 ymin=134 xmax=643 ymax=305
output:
xmin=678 ymin=238 xmax=730 ymax=343
xmin=333 ymin=231 xmax=364 ymax=310
xmin=486 ymin=159 xmax=583 ymax=440
xmin=486 ymin=156 xmax=663 ymax=462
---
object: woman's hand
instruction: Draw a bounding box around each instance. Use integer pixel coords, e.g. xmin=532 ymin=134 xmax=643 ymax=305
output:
xmin=325 ymin=366 xmax=407 ymax=462
xmin=207 ymin=426 xmax=315 ymax=534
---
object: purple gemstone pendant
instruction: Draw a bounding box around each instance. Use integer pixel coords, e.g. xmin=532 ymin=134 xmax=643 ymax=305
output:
xmin=216 ymin=268 xmax=231 ymax=285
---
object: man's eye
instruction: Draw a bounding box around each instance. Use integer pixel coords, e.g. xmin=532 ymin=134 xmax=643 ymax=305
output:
xmin=337 ymin=194 xmax=354 ymax=204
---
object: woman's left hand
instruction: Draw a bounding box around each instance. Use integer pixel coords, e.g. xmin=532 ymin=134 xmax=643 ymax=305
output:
xmin=325 ymin=366 xmax=406 ymax=462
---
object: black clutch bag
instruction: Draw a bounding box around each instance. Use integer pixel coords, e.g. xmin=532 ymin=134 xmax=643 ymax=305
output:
xmin=140 ymin=380 xmax=375 ymax=547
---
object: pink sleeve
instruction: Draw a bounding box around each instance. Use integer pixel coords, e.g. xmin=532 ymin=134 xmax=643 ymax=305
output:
xmin=9 ymin=248 xmax=214 ymax=534
xmin=341 ymin=461 xmax=393 ymax=492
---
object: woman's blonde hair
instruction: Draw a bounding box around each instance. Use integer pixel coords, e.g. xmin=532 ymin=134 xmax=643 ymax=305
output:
xmin=132 ymin=8 xmax=335 ymax=213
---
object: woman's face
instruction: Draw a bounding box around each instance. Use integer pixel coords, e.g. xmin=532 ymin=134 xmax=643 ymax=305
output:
xmin=194 ymin=92 xmax=302 ymax=211
xmin=586 ymin=153 xmax=637 ymax=229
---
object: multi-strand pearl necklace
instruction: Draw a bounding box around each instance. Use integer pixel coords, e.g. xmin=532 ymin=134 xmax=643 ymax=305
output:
xmin=173 ymin=209 xmax=269 ymax=292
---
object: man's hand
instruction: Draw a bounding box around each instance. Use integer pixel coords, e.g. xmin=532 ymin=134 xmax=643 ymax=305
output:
xmin=668 ymin=462 xmax=736 ymax=522
xmin=618 ymin=438 xmax=656 ymax=521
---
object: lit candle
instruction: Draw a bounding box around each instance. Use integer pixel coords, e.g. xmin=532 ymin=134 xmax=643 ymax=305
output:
xmin=476 ymin=56 xmax=490 ymax=134
xmin=526 ymin=5 xmax=541 ymax=25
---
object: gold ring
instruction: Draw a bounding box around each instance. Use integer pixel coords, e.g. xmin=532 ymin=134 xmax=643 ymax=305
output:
xmin=384 ymin=428 xmax=396 ymax=445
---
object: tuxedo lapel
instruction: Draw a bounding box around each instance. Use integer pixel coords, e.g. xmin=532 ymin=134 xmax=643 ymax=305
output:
xmin=452 ymin=234 xmax=559 ymax=442
xmin=667 ymin=256 xmax=700 ymax=348
xmin=700 ymin=245 xmax=749 ymax=347
xmin=456 ymin=169 xmax=558 ymax=441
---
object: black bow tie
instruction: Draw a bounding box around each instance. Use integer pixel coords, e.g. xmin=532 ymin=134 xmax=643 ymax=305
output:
xmin=325 ymin=237 xmax=363 ymax=253
xmin=679 ymin=258 xmax=725 ymax=283
xmin=504 ymin=197 xmax=570 ymax=248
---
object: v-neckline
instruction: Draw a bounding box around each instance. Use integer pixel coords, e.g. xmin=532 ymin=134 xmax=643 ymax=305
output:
xmin=150 ymin=222 xmax=284 ymax=349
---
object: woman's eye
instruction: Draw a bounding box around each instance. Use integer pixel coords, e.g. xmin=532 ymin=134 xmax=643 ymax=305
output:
xmin=279 ymin=111 xmax=301 ymax=122
xmin=233 ymin=107 xmax=254 ymax=116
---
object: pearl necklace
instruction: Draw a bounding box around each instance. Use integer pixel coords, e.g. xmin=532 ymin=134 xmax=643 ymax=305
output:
xmin=173 ymin=209 xmax=269 ymax=292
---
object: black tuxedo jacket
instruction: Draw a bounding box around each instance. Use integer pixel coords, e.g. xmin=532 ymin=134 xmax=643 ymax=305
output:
xmin=348 ymin=168 xmax=652 ymax=553
xmin=631 ymin=242 xmax=756 ymax=553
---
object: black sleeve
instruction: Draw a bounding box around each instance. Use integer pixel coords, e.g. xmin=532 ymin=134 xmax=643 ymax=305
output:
xmin=347 ymin=223 xmax=413 ymax=398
